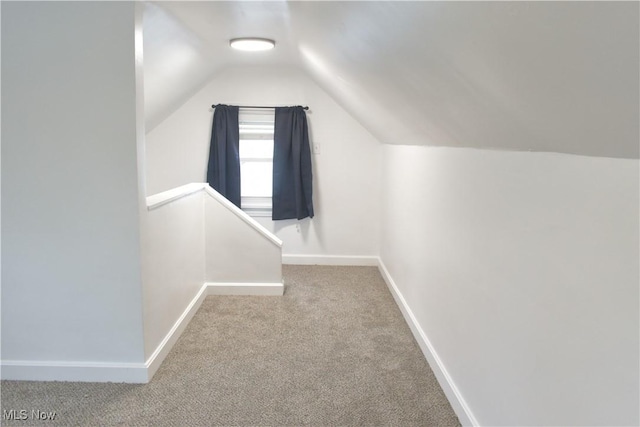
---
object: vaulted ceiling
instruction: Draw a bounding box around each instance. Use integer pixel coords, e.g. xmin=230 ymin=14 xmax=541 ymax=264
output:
xmin=143 ymin=1 xmax=639 ymax=159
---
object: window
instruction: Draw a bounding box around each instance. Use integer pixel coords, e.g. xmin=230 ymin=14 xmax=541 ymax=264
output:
xmin=239 ymin=110 xmax=274 ymax=217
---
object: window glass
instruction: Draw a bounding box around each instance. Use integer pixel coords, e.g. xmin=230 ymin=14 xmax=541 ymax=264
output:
xmin=238 ymin=110 xmax=274 ymax=215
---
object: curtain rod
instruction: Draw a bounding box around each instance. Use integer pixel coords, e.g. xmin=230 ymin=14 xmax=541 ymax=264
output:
xmin=211 ymin=104 xmax=309 ymax=111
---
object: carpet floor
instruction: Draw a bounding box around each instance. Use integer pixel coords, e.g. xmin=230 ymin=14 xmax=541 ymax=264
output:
xmin=1 ymin=265 xmax=460 ymax=426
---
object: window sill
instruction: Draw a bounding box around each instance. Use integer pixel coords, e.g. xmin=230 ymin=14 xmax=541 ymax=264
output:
xmin=243 ymin=207 xmax=271 ymax=218
xmin=242 ymin=197 xmax=272 ymax=218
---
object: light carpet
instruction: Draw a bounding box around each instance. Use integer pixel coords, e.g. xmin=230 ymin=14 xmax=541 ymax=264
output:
xmin=1 ymin=265 xmax=460 ymax=426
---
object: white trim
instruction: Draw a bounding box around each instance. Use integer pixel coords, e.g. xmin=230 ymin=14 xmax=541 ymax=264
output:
xmin=146 ymin=182 xmax=205 ymax=210
xmin=144 ymin=283 xmax=209 ymax=381
xmin=377 ymin=259 xmax=479 ymax=427
xmin=206 ymin=282 xmax=284 ymax=296
xmin=243 ymin=208 xmax=272 ymax=218
xmin=282 ymin=254 xmax=379 ymax=266
xmin=0 ymin=254 xmax=476 ymax=426
xmin=0 ymin=280 xmax=284 ymax=383
xmin=241 ymin=196 xmax=272 ymax=218
xmin=146 ymin=183 xmax=282 ymax=247
xmin=0 ymin=284 xmax=209 ymax=383
xmin=0 ymin=360 xmax=148 ymax=383
xmin=204 ymin=185 xmax=283 ymax=248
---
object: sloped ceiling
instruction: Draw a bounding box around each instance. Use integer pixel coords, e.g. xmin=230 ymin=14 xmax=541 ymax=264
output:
xmin=144 ymin=1 xmax=639 ymax=159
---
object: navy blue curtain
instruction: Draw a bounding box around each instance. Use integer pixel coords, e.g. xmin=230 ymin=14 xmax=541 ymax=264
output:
xmin=272 ymin=106 xmax=314 ymax=220
xmin=206 ymin=105 xmax=241 ymax=208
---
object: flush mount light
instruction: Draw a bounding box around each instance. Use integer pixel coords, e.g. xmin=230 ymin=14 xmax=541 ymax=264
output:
xmin=230 ymin=38 xmax=275 ymax=52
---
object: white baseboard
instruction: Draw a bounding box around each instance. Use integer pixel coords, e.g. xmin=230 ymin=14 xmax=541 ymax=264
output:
xmin=145 ymin=283 xmax=209 ymax=381
xmin=2 ymin=260 xmax=477 ymax=427
xmin=282 ymin=254 xmax=379 ymax=266
xmin=0 ymin=360 xmax=148 ymax=383
xmin=0 ymin=284 xmax=210 ymax=384
xmin=206 ymin=282 xmax=284 ymax=296
xmin=0 ymin=281 xmax=282 ymax=383
xmin=377 ymin=259 xmax=479 ymax=427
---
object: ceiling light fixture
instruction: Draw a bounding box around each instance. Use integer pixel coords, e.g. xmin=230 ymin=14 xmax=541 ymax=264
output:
xmin=230 ymin=38 xmax=275 ymax=52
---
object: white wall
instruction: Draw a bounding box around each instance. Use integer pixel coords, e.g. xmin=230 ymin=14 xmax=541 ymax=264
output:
xmin=380 ymin=145 xmax=639 ymax=426
xmin=142 ymin=184 xmax=283 ymax=363
xmin=1 ymin=2 xmax=146 ymax=363
xmin=145 ymin=66 xmax=381 ymax=259
xmin=142 ymin=192 xmax=205 ymax=359
xmin=205 ymin=192 xmax=281 ymax=284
